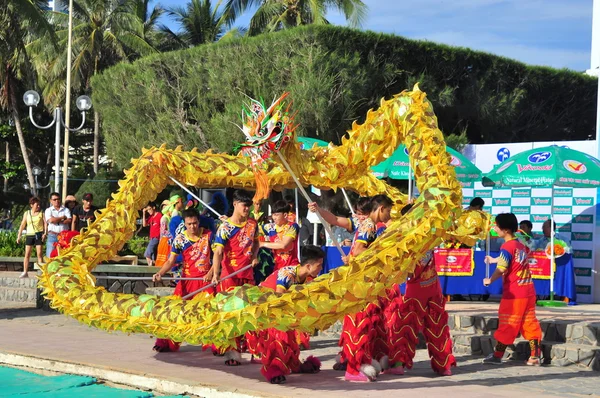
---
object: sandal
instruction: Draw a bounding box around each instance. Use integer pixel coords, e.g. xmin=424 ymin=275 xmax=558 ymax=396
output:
xmin=225 ymin=359 xmax=241 ymax=366
xmin=270 ymin=375 xmax=286 ymax=384
xmin=333 ymin=362 xmax=347 ymax=371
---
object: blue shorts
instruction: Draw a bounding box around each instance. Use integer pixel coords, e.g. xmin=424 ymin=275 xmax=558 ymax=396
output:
xmin=144 ymin=237 xmax=160 ymax=259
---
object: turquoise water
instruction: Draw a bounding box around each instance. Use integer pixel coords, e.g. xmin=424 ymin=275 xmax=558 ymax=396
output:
xmin=0 ymin=366 xmax=186 ymax=397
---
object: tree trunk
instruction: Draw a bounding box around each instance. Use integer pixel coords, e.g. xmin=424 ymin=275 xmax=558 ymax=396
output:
xmin=3 ymin=141 xmax=8 ymax=193
xmin=93 ymin=109 xmax=100 ymax=176
xmin=11 ymin=108 xmax=37 ymax=197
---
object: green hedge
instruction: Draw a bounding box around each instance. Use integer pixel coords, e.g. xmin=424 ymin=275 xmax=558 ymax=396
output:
xmin=0 ymin=231 xmax=26 ymax=257
xmin=92 ymin=25 xmax=597 ymax=168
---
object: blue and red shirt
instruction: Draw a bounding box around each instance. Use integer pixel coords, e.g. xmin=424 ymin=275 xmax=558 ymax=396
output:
xmin=261 ymin=222 xmax=300 ymax=271
xmin=214 ymin=218 xmax=258 ymax=281
xmin=171 ymin=229 xmax=213 ymax=278
xmin=497 ymin=238 xmax=536 ymax=299
xmin=350 ymin=217 xmax=378 ymax=256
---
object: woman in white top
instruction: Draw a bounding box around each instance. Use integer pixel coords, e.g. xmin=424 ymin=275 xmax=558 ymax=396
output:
xmin=16 ymin=197 xmax=46 ymax=278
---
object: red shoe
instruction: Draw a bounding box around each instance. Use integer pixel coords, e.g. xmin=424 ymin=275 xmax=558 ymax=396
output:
xmin=382 ymin=366 xmax=404 ymax=375
xmin=438 ymin=369 xmax=452 ymax=376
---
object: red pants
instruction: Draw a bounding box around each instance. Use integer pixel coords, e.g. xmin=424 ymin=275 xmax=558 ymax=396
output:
xmin=494 ymin=296 xmax=542 ymax=345
xmin=339 ymin=288 xmax=404 ymax=375
xmin=258 ymin=329 xmax=302 ymax=381
xmin=395 ymin=294 xmax=456 ymax=372
xmin=154 ymin=279 xmax=215 ymax=352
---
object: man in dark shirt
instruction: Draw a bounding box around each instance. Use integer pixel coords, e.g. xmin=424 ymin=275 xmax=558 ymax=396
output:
xmin=71 ymin=193 xmax=99 ymax=232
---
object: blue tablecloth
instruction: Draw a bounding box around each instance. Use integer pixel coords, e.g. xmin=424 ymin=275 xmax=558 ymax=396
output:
xmin=322 ymin=247 xmax=577 ymax=302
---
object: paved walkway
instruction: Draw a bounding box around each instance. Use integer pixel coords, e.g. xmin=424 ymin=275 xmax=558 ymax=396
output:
xmin=0 ymin=303 xmax=598 ymax=398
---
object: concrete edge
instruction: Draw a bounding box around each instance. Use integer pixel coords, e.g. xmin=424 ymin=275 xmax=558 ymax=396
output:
xmin=0 ymin=351 xmax=274 ymax=398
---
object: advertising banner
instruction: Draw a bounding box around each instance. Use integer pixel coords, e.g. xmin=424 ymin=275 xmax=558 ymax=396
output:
xmin=434 ymin=248 xmax=474 ymax=276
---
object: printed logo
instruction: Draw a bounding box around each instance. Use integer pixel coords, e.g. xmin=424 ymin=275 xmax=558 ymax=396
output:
xmin=462 ymin=197 xmax=472 ymax=205
xmin=450 ymin=155 xmax=461 ymax=167
xmin=561 ymin=145 xmax=570 ymax=149
xmin=528 ymin=151 xmax=552 ymax=164
xmin=497 ymin=148 xmax=511 ymax=162
xmin=512 ymin=189 xmax=531 ymax=197
xmin=553 ymin=206 xmax=572 ymax=214
xmin=517 ymin=164 xmax=553 ymax=173
xmin=571 ymin=232 xmax=593 ymax=241
xmin=554 ymin=188 xmax=572 ymax=197
xmin=496 ymin=160 xmax=514 ymax=173
xmin=574 ymin=215 xmax=593 ymax=223
xmin=474 ymin=190 xmax=492 ymax=198
xmin=532 ymin=214 xmax=550 ymax=222
xmin=576 ymin=285 xmax=592 ymax=295
xmin=557 ymin=223 xmax=571 ymax=233
xmin=511 ymin=206 xmax=530 ymax=214
xmin=447 ymin=256 xmax=457 ymax=264
xmin=403 ymin=147 xmax=409 ymax=156
xmin=563 ymin=160 xmax=587 ymax=174
xmin=527 ymin=258 xmax=538 ymax=266
xmin=531 ymin=197 xmax=551 ymax=206
xmin=573 ymin=197 xmax=594 ymax=206
xmin=574 ymin=267 xmax=592 ymax=277
xmin=573 ymin=250 xmax=592 ymax=259
xmin=493 ymin=198 xmax=510 ymax=206
xmin=392 ymin=160 xmax=409 ymax=167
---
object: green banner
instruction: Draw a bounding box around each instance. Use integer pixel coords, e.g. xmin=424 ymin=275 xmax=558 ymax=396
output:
xmin=573 ymin=250 xmax=593 ymax=259
xmin=557 ymin=223 xmax=572 ymax=232
xmin=554 ymin=188 xmax=573 ymax=197
xmin=574 ymin=267 xmax=592 ymax=277
xmin=553 ymin=206 xmax=572 ymax=215
xmin=571 ymin=232 xmax=593 ymax=241
xmin=493 ymin=198 xmax=510 ymax=206
xmin=531 ymin=214 xmax=550 ymax=223
xmin=462 ymin=197 xmax=472 ymax=205
xmin=531 ymin=197 xmax=551 ymax=206
xmin=572 ymin=197 xmax=594 ymax=206
xmin=511 ymin=206 xmax=531 ymax=215
xmin=576 ymin=285 xmax=592 ymax=295
xmin=511 ymin=188 xmax=531 ymax=197
xmin=573 ymin=214 xmax=594 ymax=223
xmin=474 ymin=190 xmax=492 ymax=198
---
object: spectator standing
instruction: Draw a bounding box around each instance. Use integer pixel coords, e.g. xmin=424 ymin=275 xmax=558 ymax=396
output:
xmin=44 ymin=192 xmax=72 ymax=258
xmin=16 ymin=197 xmax=45 ymax=278
xmin=71 ymin=193 xmax=99 ymax=232
xmin=143 ymin=202 xmax=162 ymax=266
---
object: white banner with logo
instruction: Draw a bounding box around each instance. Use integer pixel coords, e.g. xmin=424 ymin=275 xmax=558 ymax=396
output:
xmin=463 ymin=140 xmax=598 ymax=303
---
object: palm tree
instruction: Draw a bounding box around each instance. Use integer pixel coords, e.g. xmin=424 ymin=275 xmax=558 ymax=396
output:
xmin=159 ymin=0 xmax=243 ymax=49
xmin=129 ymin=0 xmax=168 ymax=50
xmin=0 ymin=0 xmax=56 ymax=196
xmin=224 ymin=0 xmax=368 ymax=35
xmin=28 ymin=0 xmax=159 ymax=176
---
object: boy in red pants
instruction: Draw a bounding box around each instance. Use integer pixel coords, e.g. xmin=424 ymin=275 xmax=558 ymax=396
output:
xmin=208 ymin=189 xmax=259 ymax=365
xmin=251 ymin=245 xmax=325 ymax=384
xmin=152 ymin=208 xmax=216 ymax=352
xmin=483 ymin=212 xmax=542 ymax=366
xmin=394 ymin=204 xmax=456 ymax=376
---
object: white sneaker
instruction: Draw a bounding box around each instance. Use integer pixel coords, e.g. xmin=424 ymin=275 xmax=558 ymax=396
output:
xmin=19 ymin=272 xmax=29 ymax=278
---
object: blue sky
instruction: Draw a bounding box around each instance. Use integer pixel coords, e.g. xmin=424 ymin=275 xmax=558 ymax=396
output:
xmin=156 ymin=0 xmax=593 ymax=71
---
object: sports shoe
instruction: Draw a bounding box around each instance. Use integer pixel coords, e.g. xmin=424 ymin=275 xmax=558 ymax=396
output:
xmin=482 ymin=353 xmax=502 ymax=365
xmin=526 ymin=356 xmax=541 ymax=366
xmin=344 ymin=371 xmax=374 ymax=382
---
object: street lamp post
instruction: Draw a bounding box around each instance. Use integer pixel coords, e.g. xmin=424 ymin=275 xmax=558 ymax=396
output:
xmin=23 ymin=90 xmax=92 ymax=194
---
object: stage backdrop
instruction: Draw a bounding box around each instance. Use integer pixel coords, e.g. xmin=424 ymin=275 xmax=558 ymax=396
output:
xmin=463 ymin=140 xmax=599 ymax=304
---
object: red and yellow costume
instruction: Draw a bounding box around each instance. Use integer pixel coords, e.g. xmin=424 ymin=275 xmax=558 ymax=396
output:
xmin=248 ymin=266 xmax=321 ymax=382
xmin=395 ymin=251 xmax=456 ymax=373
xmin=261 ymin=221 xmax=300 ymax=272
xmin=214 ymin=218 xmax=258 ymax=292
xmin=338 ymin=219 xmax=405 ymax=378
xmin=154 ymin=228 xmax=215 ymax=352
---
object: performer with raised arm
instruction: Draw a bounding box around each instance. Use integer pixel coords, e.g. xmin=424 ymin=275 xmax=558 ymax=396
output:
xmin=207 ymin=189 xmax=259 ymax=366
xmin=259 ymin=200 xmax=300 ymax=272
xmin=151 ymin=208 xmax=215 ymax=352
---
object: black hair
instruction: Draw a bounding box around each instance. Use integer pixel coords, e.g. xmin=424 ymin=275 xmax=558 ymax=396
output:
xmin=495 ymin=213 xmax=518 ymax=234
xmin=272 ymin=200 xmax=291 ymax=214
xmin=355 ymin=197 xmax=373 ymax=214
xmin=182 ymin=208 xmax=200 ymax=221
xmin=232 ymin=189 xmax=253 ymax=205
xmin=50 ymin=192 xmax=60 ymax=199
xmin=519 ymin=220 xmax=533 ymax=230
xmin=301 ymin=245 xmax=325 ymax=264
xmin=470 ymin=197 xmax=485 ymax=209
xmin=401 ymin=203 xmax=414 ymax=215
xmin=544 ymin=219 xmax=556 ymax=231
xmin=370 ymin=194 xmax=393 ymax=210
xmin=147 ymin=201 xmax=157 ymax=209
